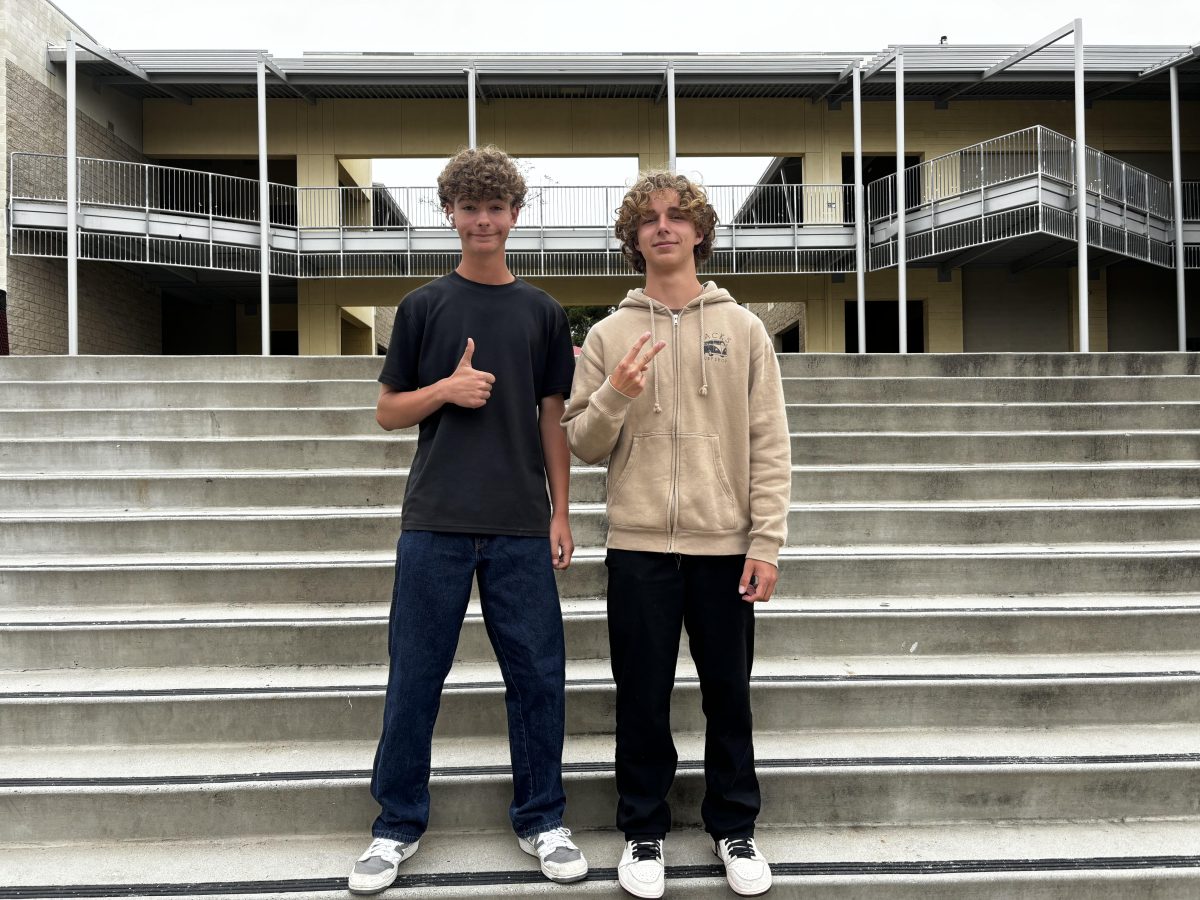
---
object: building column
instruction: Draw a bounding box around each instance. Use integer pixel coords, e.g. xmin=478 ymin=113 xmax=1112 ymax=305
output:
xmin=66 ymin=39 xmax=78 ymax=355
xmin=257 ymin=56 xmax=271 ymax=355
xmin=895 ymin=50 xmax=908 ymax=353
xmin=1170 ymin=65 xmax=1187 ymax=351
xmin=852 ymin=65 xmax=866 ymax=354
xmin=1073 ymin=17 xmax=1089 ymax=352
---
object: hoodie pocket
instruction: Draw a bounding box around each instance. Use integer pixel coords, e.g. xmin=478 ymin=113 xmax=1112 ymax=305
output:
xmin=607 ymin=432 xmax=672 ymax=533
xmin=675 ymin=433 xmax=741 ymax=534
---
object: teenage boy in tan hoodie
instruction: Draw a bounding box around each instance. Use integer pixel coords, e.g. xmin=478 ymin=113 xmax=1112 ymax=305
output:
xmin=562 ymin=172 xmax=790 ymax=898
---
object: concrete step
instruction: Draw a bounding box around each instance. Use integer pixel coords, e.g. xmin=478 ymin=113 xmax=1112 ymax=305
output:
xmin=5 ymin=745 xmax=1199 ymax=843
xmin=1 ymin=374 xmax=1194 ymax=409
xmin=5 ymin=658 xmax=1198 ymax=746
xmin=5 ymin=430 xmax=1199 ymax=473
xmin=5 ymin=501 xmax=1200 ymax=555
xmin=791 ymin=463 xmax=1200 ymax=502
xmin=786 ymin=402 xmax=1200 ymax=432
xmin=0 ymin=355 xmax=382 ymax=382
xmin=777 ymin=352 xmax=1200 ymax=378
xmin=7 ymin=723 xmax=1200 ymax=781
xmin=8 ymin=599 xmax=1200 ymax=671
xmin=3 ymin=463 xmax=1195 ymax=512
xmin=4 ymin=352 xmax=1198 ymax=381
xmin=784 ymin=375 xmax=1200 ymax=403
xmin=3 ymin=822 xmax=1199 ymax=899
xmin=6 ymin=401 xmax=1200 ymax=439
xmin=4 ymin=548 xmax=1198 ymax=609
xmin=0 ymin=379 xmax=377 ymax=409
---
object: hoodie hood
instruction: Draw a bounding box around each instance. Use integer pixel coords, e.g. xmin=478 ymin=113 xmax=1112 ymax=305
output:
xmin=617 ymin=283 xmax=736 ymax=412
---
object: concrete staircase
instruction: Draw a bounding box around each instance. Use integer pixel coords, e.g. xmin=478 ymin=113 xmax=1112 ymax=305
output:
xmin=2 ymin=352 xmax=1199 ymax=899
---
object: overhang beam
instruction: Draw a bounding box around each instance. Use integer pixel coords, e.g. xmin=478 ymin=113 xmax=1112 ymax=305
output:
xmin=261 ymin=54 xmax=316 ymax=105
xmin=62 ymin=32 xmax=191 ymax=104
xmin=938 ymin=22 xmax=1077 ymax=105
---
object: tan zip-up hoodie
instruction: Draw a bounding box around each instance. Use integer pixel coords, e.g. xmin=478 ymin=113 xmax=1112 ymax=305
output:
xmin=562 ymin=283 xmax=791 ymax=565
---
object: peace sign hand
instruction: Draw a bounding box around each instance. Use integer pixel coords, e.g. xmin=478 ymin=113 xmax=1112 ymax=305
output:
xmin=608 ymin=331 xmax=667 ymax=399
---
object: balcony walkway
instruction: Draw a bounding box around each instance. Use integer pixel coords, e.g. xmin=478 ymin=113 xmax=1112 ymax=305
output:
xmin=7 ymin=128 xmax=1199 ymax=280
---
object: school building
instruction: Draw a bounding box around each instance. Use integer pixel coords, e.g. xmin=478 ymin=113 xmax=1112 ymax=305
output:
xmin=2 ymin=0 xmax=1198 ymax=356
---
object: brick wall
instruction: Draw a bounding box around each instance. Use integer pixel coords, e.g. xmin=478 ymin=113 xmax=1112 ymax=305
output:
xmin=374 ymin=305 xmax=396 ymax=353
xmin=5 ymin=61 xmax=161 ymax=354
xmin=746 ymin=301 xmax=806 ymax=351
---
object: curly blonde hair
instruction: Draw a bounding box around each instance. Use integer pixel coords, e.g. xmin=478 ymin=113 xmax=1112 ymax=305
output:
xmin=437 ymin=145 xmax=527 ymax=211
xmin=614 ymin=172 xmax=718 ymax=274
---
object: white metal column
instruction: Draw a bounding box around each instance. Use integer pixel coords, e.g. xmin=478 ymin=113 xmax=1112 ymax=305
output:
xmin=1170 ymin=65 xmax=1187 ymax=352
xmin=65 ymin=39 xmax=78 ymax=355
xmin=666 ymin=63 xmax=677 ymax=172
xmin=1074 ymin=18 xmax=1089 ymax=352
xmin=853 ymin=65 xmax=866 ymax=353
xmin=467 ymin=66 xmax=477 ymax=149
xmin=895 ymin=50 xmax=907 ymax=353
xmin=257 ymin=57 xmax=270 ymax=355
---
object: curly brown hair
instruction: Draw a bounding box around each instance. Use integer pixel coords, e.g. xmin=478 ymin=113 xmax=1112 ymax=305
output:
xmin=437 ymin=145 xmax=527 ymax=212
xmin=614 ymin=172 xmax=718 ymax=274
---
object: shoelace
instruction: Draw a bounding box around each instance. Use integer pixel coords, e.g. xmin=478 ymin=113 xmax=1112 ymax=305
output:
xmin=361 ymin=838 xmax=404 ymax=864
xmin=537 ymin=826 xmax=577 ymax=853
xmin=630 ymin=839 xmax=662 ymax=861
xmin=722 ymin=838 xmax=756 ymax=860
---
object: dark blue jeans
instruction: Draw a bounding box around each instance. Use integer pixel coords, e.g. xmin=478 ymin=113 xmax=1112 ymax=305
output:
xmin=370 ymin=530 xmax=567 ymax=843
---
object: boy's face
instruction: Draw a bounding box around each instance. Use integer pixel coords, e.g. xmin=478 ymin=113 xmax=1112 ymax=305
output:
xmin=445 ymin=196 xmax=519 ymax=254
xmin=635 ymin=189 xmax=703 ymax=275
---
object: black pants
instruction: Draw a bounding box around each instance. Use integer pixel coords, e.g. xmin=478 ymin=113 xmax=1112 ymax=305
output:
xmin=605 ymin=549 xmax=760 ymax=840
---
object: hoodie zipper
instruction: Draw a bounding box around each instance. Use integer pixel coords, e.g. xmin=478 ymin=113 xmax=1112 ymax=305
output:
xmin=667 ymin=310 xmax=681 ymax=552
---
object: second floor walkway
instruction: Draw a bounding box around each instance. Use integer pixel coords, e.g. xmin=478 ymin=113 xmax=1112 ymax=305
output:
xmin=8 ymin=126 xmax=1200 ymax=280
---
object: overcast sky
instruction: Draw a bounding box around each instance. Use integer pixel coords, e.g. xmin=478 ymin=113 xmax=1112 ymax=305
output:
xmin=50 ymin=0 xmax=1198 ymax=189
xmin=54 ymin=0 xmax=1198 ymax=56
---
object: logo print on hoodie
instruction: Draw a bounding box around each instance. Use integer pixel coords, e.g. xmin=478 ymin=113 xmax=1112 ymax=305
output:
xmin=703 ymin=333 xmax=730 ymax=361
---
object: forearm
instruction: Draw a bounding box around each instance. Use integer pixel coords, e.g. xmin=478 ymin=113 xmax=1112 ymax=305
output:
xmin=376 ymin=381 xmax=447 ymax=431
xmin=540 ymin=396 xmax=571 ymax=517
xmin=561 ymin=352 xmax=634 ymax=464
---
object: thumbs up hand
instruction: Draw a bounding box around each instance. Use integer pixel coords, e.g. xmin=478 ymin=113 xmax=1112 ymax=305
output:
xmin=441 ymin=338 xmax=496 ymax=409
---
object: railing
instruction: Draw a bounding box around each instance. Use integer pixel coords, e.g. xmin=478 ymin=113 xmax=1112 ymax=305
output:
xmin=867 ymin=125 xmax=1179 ymax=270
xmin=8 ymin=152 xmax=859 ymax=277
xmin=1184 ymin=181 xmax=1200 ymax=222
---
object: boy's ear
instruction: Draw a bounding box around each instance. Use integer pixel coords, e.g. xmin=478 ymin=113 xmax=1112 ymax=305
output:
xmin=443 ymin=203 xmax=454 ymax=220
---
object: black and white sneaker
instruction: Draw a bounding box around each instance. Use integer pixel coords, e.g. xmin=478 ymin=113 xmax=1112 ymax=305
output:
xmin=518 ymin=825 xmax=588 ymax=883
xmin=348 ymin=837 xmax=419 ymax=894
xmin=714 ymin=837 xmax=772 ymax=896
xmin=618 ymin=837 xmax=665 ymax=898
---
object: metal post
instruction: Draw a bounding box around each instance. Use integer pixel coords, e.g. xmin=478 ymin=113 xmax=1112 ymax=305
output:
xmin=467 ymin=66 xmax=477 ymax=149
xmin=666 ymin=63 xmax=677 ymax=172
xmin=896 ymin=50 xmax=908 ymax=353
xmin=66 ymin=39 xmax=78 ymax=355
xmin=1073 ymin=18 xmax=1089 ymax=352
xmin=1170 ymin=65 xmax=1187 ymax=352
xmin=257 ymin=57 xmax=271 ymax=355
xmin=853 ymin=65 xmax=866 ymax=354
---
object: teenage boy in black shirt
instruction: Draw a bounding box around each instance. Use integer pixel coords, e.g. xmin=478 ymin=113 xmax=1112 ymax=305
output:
xmin=348 ymin=146 xmax=587 ymax=894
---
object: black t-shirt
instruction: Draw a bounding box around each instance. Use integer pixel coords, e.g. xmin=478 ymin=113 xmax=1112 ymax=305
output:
xmin=379 ymin=271 xmax=576 ymax=537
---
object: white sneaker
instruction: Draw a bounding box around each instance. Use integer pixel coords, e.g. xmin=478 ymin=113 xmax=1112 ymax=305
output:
xmin=518 ymin=825 xmax=588 ymax=883
xmin=347 ymin=837 xmax=419 ymax=894
xmin=617 ymin=838 xmax=665 ymax=898
xmin=714 ymin=837 xmax=772 ymax=896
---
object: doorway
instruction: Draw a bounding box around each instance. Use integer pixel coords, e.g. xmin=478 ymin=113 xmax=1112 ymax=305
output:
xmin=845 ymin=300 xmax=925 ymax=353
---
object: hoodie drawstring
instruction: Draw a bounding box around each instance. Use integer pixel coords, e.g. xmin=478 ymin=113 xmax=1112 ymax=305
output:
xmin=698 ymin=297 xmax=709 ymax=397
xmin=649 ymin=303 xmax=662 ymax=414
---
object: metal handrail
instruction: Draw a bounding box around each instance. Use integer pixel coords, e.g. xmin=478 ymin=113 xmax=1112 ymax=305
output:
xmin=866 ymin=125 xmax=1176 ymax=225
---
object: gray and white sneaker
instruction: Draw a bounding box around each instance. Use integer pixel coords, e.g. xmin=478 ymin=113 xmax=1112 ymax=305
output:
xmin=714 ymin=837 xmax=771 ymax=896
xmin=348 ymin=837 xmax=419 ymax=894
xmin=518 ymin=825 xmax=588 ymax=883
xmin=617 ymin=838 xmax=665 ymax=899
